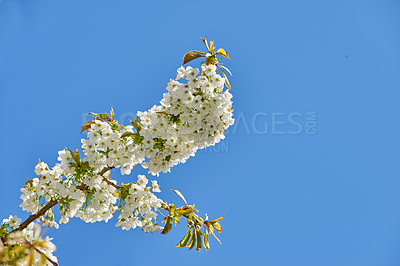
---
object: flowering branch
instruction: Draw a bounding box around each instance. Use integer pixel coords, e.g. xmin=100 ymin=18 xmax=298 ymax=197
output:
xmin=14 ymin=200 xmax=58 ymax=233
xmin=1 ymin=38 xmax=234 ymax=264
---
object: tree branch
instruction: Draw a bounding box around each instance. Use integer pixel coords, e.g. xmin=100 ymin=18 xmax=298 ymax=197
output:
xmin=15 ymin=200 xmax=58 ymax=232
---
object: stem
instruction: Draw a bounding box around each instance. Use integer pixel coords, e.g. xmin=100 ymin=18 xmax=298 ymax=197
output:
xmin=99 ymin=167 xmax=120 ymax=190
xmin=98 ymin=166 xmax=113 ymax=176
xmin=15 ymin=200 xmax=58 ymax=232
xmin=157 ymin=209 xmax=166 ymax=218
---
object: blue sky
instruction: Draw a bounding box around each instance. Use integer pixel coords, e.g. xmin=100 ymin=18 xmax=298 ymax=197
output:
xmin=1 ymin=0 xmax=400 ymax=265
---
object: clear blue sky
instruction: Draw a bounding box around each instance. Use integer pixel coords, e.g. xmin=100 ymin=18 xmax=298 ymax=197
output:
xmin=1 ymin=0 xmax=400 ymax=265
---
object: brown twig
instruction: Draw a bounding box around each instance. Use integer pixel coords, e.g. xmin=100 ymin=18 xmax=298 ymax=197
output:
xmin=100 ymin=166 xmax=120 ymax=190
xmin=98 ymin=166 xmax=113 ymax=176
xmin=14 ymin=200 xmax=58 ymax=233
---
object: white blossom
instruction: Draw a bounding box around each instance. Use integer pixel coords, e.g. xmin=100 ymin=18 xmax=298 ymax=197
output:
xmin=17 ymin=63 xmax=233 ymax=237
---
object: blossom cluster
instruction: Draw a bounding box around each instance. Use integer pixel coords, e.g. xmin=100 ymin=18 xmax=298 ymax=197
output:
xmin=80 ymin=64 xmax=234 ymax=176
xmin=116 ymin=175 xmax=163 ymax=232
xmin=20 ymin=160 xmax=162 ymax=231
xmin=139 ymin=64 xmax=234 ymax=175
xmin=19 ymin=63 xmax=234 ymax=230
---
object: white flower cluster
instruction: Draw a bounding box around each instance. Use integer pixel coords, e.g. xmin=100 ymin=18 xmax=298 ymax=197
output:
xmin=18 ymin=63 xmax=233 ymax=233
xmin=116 ymin=175 xmax=163 ymax=232
xmin=138 ymin=64 xmax=234 ymax=175
xmin=73 ymin=177 xmax=117 ymax=224
xmin=1 ymin=215 xmax=21 ymax=231
xmin=78 ymin=64 xmax=234 ymax=176
xmin=1 ymin=216 xmax=57 ymax=265
xmin=81 ymin=121 xmax=144 ymax=176
xmin=20 ymin=156 xmax=163 ymax=230
xmin=20 ymin=159 xmax=85 ymax=228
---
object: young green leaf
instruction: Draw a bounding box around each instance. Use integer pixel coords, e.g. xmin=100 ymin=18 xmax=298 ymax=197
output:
xmin=171 ymin=189 xmax=188 ymax=206
xmin=176 ymin=229 xmax=191 ymax=247
xmin=219 ymin=67 xmax=231 ymax=90
xmin=195 ymin=228 xmax=202 ymax=251
xmin=220 ymin=65 xmax=232 ymax=76
xmin=110 ymin=107 xmax=114 ymax=121
xmin=187 ymin=211 xmax=194 ymax=227
xmin=97 ymin=113 xmax=111 ymax=121
xmin=81 ymin=120 xmax=94 ymax=133
xmin=161 ymin=216 xmax=173 ymax=235
xmin=209 ymin=216 xmax=224 ymax=223
xmin=120 ymin=132 xmax=135 ymax=138
xmin=216 ymin=48 xmax=230 ymax=59
xmin=187 ymin=229 xmax=196 ymax=250
xmin=200 ymin=37 xmax=210 ymax=52
xmin=66 ymin=148 xmax=80 ymax=163
xmin=130 ymin=117 xmax=141 ymax=132
xmin=203 ymin=230 xmax=210 ymax=251
xmin=209 ymin=40 xmax=215 ymax=54
xmin=183 ymin=51 xmax=206 ymax=65
xmin=212 ymin=222 xmax=222 ymax=233
xmin=206 ymin=223 xmax=221 ymax=245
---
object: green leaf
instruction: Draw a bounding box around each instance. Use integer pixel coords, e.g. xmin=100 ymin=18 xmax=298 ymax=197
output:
xmin=171 ymin=189 xmax=188 ymax=205
xmin=110 ymin=107 xmax=114 ymax=121
xmin=212 ymin=222 xmax=222 ymax=233
xmin=183 ymin=51 xmax=205 ymax=65
xmin=200 ymin=37 xmax=210 ymax=52
xmin=130 ymin=117 xmax=141 ymax=132
xmin=176 ymin=229 xmax=192 ymax=247
xmin=206 ymin=223 xmax=221 ymax=245
xmin=74 ymin=148 xmax=80 ymax=163
xmin=111 ymin=189 xmax=119 ymax=199
xmin=175 ymin=209 xmax=192 ymax=216
xmin=187 ymin=229 xmax=196 ymax=250
xmin=216 ymin=48 xmax=230 ymax=59
xmin=187 ymin=210 xmax=193 ymax=227
xmin=97 ymin=113 xmax=111 ymax=121
xmin=203 ymin=230 xmax=210 ymax=251
xmin=66 ymin=148 xmax=80 ymax=163
xmin=169 ymin=204 xmax=176 ymax=217
xmin=81 ymin=120 xmax=95 ymax=133
xmin=120 ymin=132 xmax=135 ymax=138
xmin=161 ymin=216 xmax=173 ymax=235
xmin=220 ymin=65 xmax=232 ymax=76
xmin=209 ymin=216 xmax=224 ymax=223
xmin=209 ymin=40 xmax=215 ymax=54
xmin=195 ymin=228 xmax=202 ymax=251
xmin=219 ymin=66 xmax=231 ymax=90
